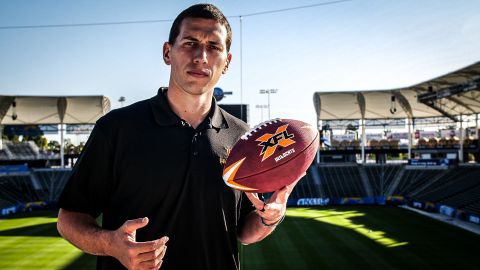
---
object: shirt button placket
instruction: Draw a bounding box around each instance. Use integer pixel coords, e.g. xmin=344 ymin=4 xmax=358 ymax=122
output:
xmin=192 ymin=132 xmax=199 ymax=157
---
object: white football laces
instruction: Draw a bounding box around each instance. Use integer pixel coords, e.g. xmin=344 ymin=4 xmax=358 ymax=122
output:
xmin=241 ymin=118 xmax=281 ymax=140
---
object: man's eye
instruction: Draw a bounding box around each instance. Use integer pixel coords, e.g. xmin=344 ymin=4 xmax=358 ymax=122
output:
xmin=209 ymin=45 xmax=221 ymax=51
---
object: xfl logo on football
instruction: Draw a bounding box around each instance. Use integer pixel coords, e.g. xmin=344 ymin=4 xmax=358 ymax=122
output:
xmin=256 ymin=124 xmax=295 ymax=161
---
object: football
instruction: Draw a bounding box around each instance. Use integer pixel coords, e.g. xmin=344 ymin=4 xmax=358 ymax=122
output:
xmin=222 ymin=118 xmax=319 ymax=193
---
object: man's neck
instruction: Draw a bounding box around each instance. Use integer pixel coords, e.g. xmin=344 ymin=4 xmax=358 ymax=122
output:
xmin=166 ymin=87 xmax=213 ymax=129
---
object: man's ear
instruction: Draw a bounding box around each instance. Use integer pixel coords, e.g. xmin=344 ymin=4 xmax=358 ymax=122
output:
xmin=163 ymin=42 xmax=172 ymax=65
xmin=222 ymin=53 xmax=232 ymax=74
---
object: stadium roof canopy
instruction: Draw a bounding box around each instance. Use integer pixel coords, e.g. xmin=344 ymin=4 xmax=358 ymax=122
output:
xmin=0 ymin=95 xmax=111 ymax=125
xmin=313 ymin=61 xmax=480 ymax=122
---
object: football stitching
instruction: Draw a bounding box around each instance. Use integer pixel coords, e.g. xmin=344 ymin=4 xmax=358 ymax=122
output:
xmin=240 ymin=118 xmax=281 ymax=140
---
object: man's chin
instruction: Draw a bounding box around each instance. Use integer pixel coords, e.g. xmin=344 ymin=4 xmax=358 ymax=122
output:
xmin=183 ymin=86 xmax=213 ymax=96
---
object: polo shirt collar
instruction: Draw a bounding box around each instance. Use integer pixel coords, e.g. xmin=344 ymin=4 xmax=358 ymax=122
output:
xmin=149 ymin=87 xmax=228 ymax=129
xmin=149 ymin=87 xmax=181 ymax=126
xmin=209 ymin=95 xmax=228 ymax=130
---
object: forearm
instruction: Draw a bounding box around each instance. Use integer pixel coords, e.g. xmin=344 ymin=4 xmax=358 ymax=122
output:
xmin=237 ymin=211 xmax=278 ymax=245
xmin=57 ymin=208 xmax=112 ymax=256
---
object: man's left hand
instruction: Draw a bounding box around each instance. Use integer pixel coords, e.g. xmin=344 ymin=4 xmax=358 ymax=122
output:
xmin=245 ymin=173 xmax=304 ymax=226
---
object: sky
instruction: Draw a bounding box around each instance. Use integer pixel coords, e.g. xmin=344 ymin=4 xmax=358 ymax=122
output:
xmin=1 ymin=0 xmax=480 ymax=128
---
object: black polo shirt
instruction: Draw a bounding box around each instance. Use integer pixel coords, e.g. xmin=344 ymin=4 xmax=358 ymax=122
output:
xmin=58 ymin=88 xmax=254 ymax=270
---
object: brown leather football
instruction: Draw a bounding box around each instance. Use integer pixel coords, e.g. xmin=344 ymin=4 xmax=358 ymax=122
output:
xmin=222 ymin=118 xmax=319 ymax=193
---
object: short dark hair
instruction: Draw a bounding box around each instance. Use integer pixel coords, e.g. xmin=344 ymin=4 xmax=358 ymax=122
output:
xmin=169 ymin=4 xmax=232 ymax=52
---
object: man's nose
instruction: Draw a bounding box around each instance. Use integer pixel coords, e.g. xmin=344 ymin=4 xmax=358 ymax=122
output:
xmin=193 ymin=46 xmax=208 ymax=64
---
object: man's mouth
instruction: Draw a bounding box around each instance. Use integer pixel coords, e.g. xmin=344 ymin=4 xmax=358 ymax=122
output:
xmin=187 ymin=69 xmax=210 ymax=77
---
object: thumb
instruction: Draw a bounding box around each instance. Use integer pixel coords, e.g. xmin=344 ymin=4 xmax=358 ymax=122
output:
xmin=123 ymin=217 xmax=149 ymax=234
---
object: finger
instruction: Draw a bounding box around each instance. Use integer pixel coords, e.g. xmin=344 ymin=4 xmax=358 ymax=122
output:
xmin=284 ymin=174 xmax=303 ymax=192
xmin=244 ymin=192 xmax=264 ymax=210
xmin=131 ymin=241 xmax=156 ymax=255
xmin=154 ymin=237 xmax=168 ymax=258
xmin=138 ymin=257 xmax=162 ymax=270
xmin=133 ymin=236 xmax=169 ymax=254
xmin=137 ymin=243 xmax=167 ymax=264
xmin=261 ymin=202 xmax=283 ymax=214
xmin=255 ymin=209 xmax=272 ymax=220
xmin=156 ymin=258 xmax=164 ymax=270
xmin=158 ymin=244 xmax=167 ymax=260
xmin=143 ymin=249 xmax=166 ymax=270
xmin=136 ymin=250 xmax=157 ymax=264
xmin=123 ymin=217 xmax=149 ymax=234
xmin=269 ymin=185 xmax=288 ymax=203
xmin=257 ymin=209 xmax=284 ymax=225
xmin=158 ymin=236 xmax=169 ymax=246
xmin=284 ymin=176 xmax=303 ymax=196
xmin=270 ymin=174 xmax=305 ymax=203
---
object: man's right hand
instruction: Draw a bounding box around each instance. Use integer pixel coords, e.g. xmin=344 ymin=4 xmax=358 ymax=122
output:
xmin=108 ymin=217 xmax=168 ymax=270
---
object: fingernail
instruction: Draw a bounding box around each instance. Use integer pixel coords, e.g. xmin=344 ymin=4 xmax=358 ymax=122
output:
xmin=164 ymin=236 xmax=169 ymax=242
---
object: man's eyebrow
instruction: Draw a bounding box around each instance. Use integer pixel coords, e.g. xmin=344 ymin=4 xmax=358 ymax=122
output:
xmin=182 ymin=36 xmax=222 ymax=46
xmin=182 ymin=36 xmax=199 ymax=42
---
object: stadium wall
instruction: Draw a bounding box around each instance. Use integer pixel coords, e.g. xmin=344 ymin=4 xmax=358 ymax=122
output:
xmin=288 ymin=196 xmax=405 ymax=207
xmin=409 ymin=200 xmax=480 ymax=225
xmin=1 ymin=201 xmax=54 ymax=216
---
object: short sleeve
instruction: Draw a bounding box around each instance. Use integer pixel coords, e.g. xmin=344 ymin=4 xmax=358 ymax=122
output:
xmin=58 ymin=122 xmax=114 ymax=218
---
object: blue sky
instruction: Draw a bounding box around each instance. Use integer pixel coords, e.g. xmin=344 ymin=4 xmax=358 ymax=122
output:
xmin=1 ymin=0 xmax=479 ymax=127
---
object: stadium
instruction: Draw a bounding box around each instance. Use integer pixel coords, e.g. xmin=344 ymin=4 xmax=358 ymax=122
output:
xmin=1 ymin=1 xmax=480 ymax=270
xmin=1 ymin=62 xmax=479 ymax=269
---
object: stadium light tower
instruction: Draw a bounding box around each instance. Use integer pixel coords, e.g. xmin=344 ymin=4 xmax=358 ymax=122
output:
xmin=255 ymin=104 xmax=268 ymax=122
xmin=259 ymin=89 xmax=278 ymax=120
xmin=118 ymin=96 xmax=126 ymax=107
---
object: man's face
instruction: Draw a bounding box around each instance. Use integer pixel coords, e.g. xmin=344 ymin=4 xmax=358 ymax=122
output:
xmin=163 ymin=17 xmax=232 ymax=96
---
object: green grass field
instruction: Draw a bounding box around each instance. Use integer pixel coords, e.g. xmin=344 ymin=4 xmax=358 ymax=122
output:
xmin=1 ymin=206 xmax=479 ymax=269
xmin=0 ymin=210 xmax=96 ymax=269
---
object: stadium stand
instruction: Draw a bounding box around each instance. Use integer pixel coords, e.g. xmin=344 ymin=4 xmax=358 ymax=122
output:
xmin=369 ymin=139 xmax=379 ymax=149
xmin=0 ymin=148 xmax=13 ymax=159
xmin=464 ymin=200 xmax=480 ymax=216
xmin=0 ymin=141 xmax=60 ymax=167
xmin=0 ymin=173 xmax=39 ymax=205
xmin=0 ymin=168 xmax=72 ymax=211
xmin=1 ymin=160 xmax=479 ymax=227
xmin=391 ymin=168 xmax=448 ymax=197
xmin=291 ymin=167 xmax=325 ymax=198
xmin=0 ymin=198 xmax=12 ymax=209
xmin=0 ymin=141 xmax=57 ymax=161
xmin=440 ymin=184 xmax=480 ymax=210
xmin=417 ymin=138 xmax=429 ymax=148
xmin=283 ymin=163 xmax=480 ymax=222
xmin=363 ymin=164 xmax=403 ymax=196
xmin=408 ymin=168 xmax=466 ymax=197
xmin=317 ymin=164 xmax=368 ymax=198
xmin=5 ymin=141 xmax=40 ymax=159
xmin=31 ymin=168 xmax=72 ymax=202
xmin=412 ymin=165 xmax=480 ymax=205
xmin=288 ymin=163 xmax=480 ymax=204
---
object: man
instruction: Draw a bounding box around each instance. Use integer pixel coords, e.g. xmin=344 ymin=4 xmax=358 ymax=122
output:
xmin=57 ymin=4 xmax=297 ymax=270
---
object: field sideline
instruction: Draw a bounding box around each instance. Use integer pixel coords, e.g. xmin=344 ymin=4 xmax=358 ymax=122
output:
xmin=1 ymin=206 xmax=479 ymax=269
